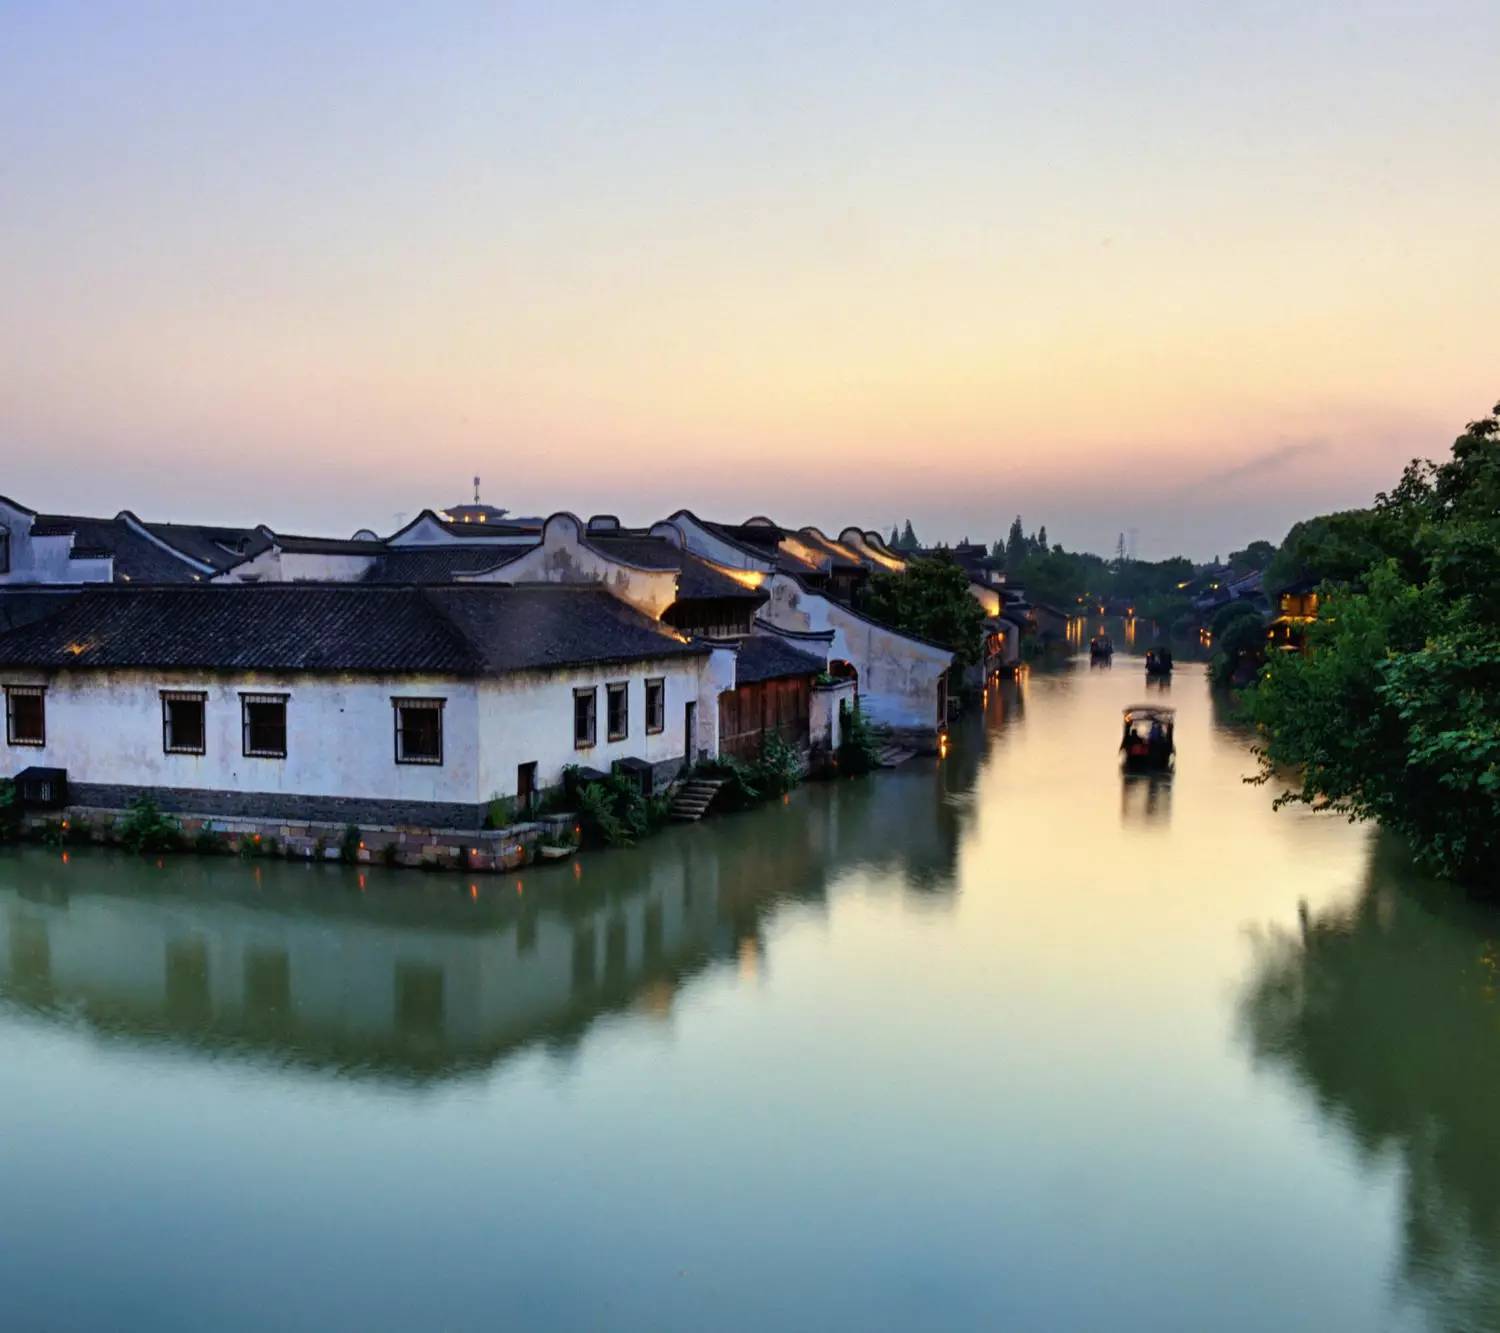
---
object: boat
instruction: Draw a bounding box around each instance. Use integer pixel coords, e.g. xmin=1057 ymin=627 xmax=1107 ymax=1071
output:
xmin=1120 ymin=704 xmax=1175 ymax=772
xmin=1145 ymin=647 xmax=1174 ymax=677
xmin=1090 ymin=634 xmax=1114 ymax=663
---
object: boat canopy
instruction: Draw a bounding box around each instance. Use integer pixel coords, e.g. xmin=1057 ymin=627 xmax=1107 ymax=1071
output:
xmin=1123 ymin=705 xmax=1176 ymax=723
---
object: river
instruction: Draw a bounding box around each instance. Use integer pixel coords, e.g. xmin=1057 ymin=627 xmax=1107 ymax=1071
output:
xmin=2 ymin=657 xmax=1497 ymax=1331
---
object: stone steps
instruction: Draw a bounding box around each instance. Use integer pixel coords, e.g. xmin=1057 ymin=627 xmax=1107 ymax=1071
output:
xmin=875 ymin=744 xmax=915 ymax=768
xmin=670 ymin=779 xmax=725 ymax=822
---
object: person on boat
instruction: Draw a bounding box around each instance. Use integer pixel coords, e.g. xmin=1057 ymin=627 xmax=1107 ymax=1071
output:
xmin=1147 ymin=717 xmax=1166 ymax=760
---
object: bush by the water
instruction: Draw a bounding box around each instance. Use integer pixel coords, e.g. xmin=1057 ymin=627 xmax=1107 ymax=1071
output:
xmin=575 ymin=772 xmax=671 ymax=848
xmin=837 ymin=706 xmax=882 ymax=776
xmin=0 ymin=778 xmax=17 ymax=841
xmin=117 ymin=796 xmax=181 ymax=853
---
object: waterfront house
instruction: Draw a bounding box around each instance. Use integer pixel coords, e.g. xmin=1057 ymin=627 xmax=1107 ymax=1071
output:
xmin=1267 ymin=576 xmax=1320 ymax=649
xmin=662 ymin=511 xmax=953 ymax=749
xmin=0 ymin=583 xmax=729 ymax=828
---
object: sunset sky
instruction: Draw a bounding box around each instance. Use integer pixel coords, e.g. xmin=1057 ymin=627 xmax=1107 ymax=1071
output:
xmin=4 ymin=2 xmax=1497 ymax=558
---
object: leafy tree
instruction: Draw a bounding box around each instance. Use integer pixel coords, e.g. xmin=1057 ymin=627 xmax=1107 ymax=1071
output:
xmin=1228 ymin=540 xmax=1277 ymax=570
xmin=1036 ymin=524 xmax=1047 ymax=553
xmin=862 ymin=554 xmax=988 ymax=666
xmin=1246 ymin=398 xmax=1500 ymax=883
xmin=1004 ymin=515 xmax=1026 ymax=570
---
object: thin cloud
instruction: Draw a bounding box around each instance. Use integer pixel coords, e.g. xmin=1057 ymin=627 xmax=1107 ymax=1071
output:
xmin=1169 ymin=440 xmax=1329 ymax=501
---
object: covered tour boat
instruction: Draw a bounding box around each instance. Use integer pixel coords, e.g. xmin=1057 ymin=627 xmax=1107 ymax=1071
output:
xmin=1145 ymin=647 xmax=1174 ymax=677
xmin=1090 ymin=634 xmax=1114 ymax=662
xmin=1120 ymin=704 xmax=1175 ymax=772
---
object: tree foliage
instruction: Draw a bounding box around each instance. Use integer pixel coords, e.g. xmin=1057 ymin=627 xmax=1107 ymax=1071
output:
xmin=1246 ymin=399 xmax=1500 ymax=883
xmin=861 ymin=554 xmax=988 ymax=666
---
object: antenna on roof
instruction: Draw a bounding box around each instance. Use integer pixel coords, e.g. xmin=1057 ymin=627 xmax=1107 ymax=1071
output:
xmin=473 ymin=475 xmax=481 ymax=504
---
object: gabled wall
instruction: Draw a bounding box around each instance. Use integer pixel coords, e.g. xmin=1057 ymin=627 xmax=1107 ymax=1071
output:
xmin=839 ymin=528 xmax=907 ymax=572
xmin=0 ymin=499 xmax=113 ymax=586
xmin=386 ymin=512 xmax=537 ymax=548
xmin=759 ymin=573 xmax=950 ymax=741
xmin=661 ymin=511 xmax=776 ymax=575
xmin=464 ymin=513 xmax=679 ymax=619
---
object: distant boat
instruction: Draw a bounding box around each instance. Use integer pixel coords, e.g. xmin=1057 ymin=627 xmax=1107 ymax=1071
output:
xmin=1145 ymin=648 xmax=1173 ymax=677
xmin=1090 ymin=634 xmax=1114 ymax=663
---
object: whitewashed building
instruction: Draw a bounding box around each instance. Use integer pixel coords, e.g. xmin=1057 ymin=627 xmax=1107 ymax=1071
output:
xmin=0 ymin=583 xmax=728 ymax=827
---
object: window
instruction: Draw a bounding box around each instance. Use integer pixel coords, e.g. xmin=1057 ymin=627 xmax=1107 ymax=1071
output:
xmin=0 ymin=524 xmax=9 ymax=574
xmin=645 ymin=677 xmax=665 ymax=734
xmin=393 ymin=697 xmax=444 ymax=764
xmin=161 ymin=691 xmax=206 ymax=755
xmin=606 ymin=682 xmax=628 ymax=741
xmin=573 ymin=686 xmax=596 ymax=748
xmin=241 ymin=693 xmax=287 ymax=758
xmin=4 ymin=685 xmax=44 ymax=746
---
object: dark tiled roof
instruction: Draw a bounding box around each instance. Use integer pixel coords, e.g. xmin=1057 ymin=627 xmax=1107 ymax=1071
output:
xmin=139 ymin=521 xmax=275 ymax=572
xmin=0 ymin=585 xmax=707 ymax=676
xmin=30 ymin=515 xmax=205 ymax=583
xmin=427 ymin=586 xmax=708 ymax=674
xmin=733 ymin=634 xmax=825 ymax=685
xmin=363 ymin=546 xmax=527 ymax=584
xmin=588 ymin=535 xmax=767 ymax=602
xmin=271 ymin=534 xmax=389 ymax=555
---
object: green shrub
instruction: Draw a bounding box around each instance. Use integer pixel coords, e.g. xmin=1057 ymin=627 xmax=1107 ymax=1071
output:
xmin=340 ymin=823 xmax=361 ymax=863
xmin=382 ymin=842 xmax=400 ymax=868
xmin=118 ymin=797 xmax=181 ymax=854
xmin=755 ymin=733 xmax=804 ymax=797
xmin=484 ymin=795 xmax=516 ymax=829
xmin=0 ymin=778 xmax=17 ymax=841
xmin=193 ymin=823 xmax=221 ymax=855
xmin=838 ymin=706 xmax=881 ymax=776
xmin=575 ymin=773 xmax=669 ymax=847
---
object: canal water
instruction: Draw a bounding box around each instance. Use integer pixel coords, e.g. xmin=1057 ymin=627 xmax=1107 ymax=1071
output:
xmin=3 ymin=660 xmax=1497 ymax=1331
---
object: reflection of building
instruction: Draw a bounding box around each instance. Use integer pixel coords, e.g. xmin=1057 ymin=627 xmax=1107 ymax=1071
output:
xmin=0 ymin=717 xmax=995 ymax=1082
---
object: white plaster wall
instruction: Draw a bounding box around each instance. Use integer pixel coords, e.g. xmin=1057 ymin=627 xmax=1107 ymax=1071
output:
xmin=811 ymin=680 xmax=856 ymax=751
xmin=969 ymin=582 xmax=1002 ymax=617
xmin=760 ymin=574 xmax=950 ymax=731
xmin=1 ymin=669 xmax=482 ymax=804
xmin=665 ymin=512 xmax=776 ymax=574
xmin=0 ymin=503 xmax=113 ymax=586
xmin=470 ymin=514 xmax=679 ymax=619
xmin=217 ymin=550 xmax=379 ymax=583
xmin=474 ymin=656 xmax=709 ymax=798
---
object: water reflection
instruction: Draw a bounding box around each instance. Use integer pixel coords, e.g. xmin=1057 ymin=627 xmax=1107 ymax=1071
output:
xmin=0 ymin=706 xmax=1002 ymax=1085
xmin=1119 ymin=773 xmax=1173 ymax=825
xmin=1241 ymin=838 xmax=1500 ymax=1332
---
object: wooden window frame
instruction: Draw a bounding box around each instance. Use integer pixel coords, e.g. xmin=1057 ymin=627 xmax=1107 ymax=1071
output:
xmin=4 ymin=684 xmax=45 ymax=747
xmin=240 ymin=692 xmax=288 ymax=759
xmin=606 ymin=681 xmax=628 ymax=742
xmin=644 ymin=677 xmax=665 ymax=734
xmin=161 ymin=690 xmax=207 ymax=756
xmin=392 ymin=696 xmax=445 ymax=765
xmin=573 ymin=686 xmax=597 ymax=749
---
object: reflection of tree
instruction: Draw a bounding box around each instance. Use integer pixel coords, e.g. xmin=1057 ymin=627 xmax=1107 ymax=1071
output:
xmin=1240 ymin=838 xmax=1500 ymax=1330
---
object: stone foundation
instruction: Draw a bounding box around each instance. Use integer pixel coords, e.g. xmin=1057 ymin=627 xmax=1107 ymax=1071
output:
xmin=20 ymin=804 xmax=583 ymax=874
xmin=68 ymin=782 xmax=489 ymax=830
